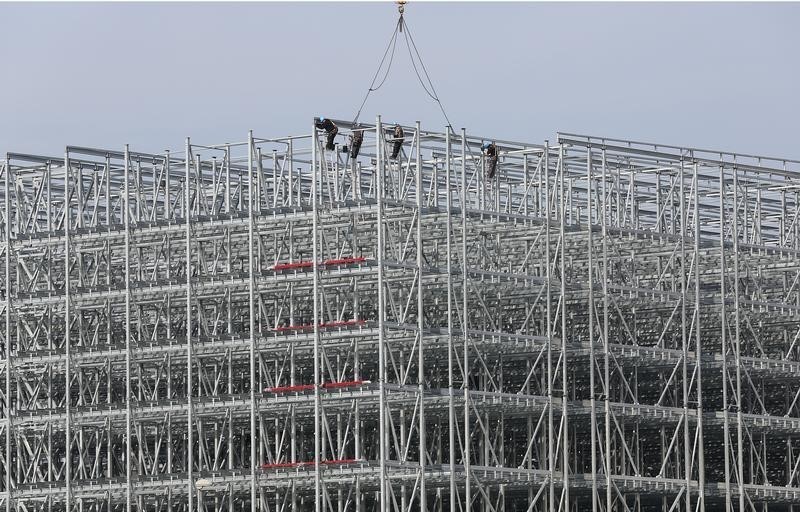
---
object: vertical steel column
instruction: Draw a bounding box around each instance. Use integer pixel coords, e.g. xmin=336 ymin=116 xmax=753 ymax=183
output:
xmin=693 ymin=162 xmax=706 ymax=510
xmin=558 ymin=144 xmax=569 ymax=511
xmin=165 ymin=151 xmax=171 ymax=220
xmin=185 ymin=138 xmax=194 ymax=512
xmin=333 ymin=149 xmax=339 ymax=203
xmin=732 ymin=164 xmax=745 ymax=512
xmin=586 ymin=147 xmax=598 ymax=512
xmin=64 ymin=149 xmax=72 ymax=512
xmin=461 ymin=128 xmax=471 ymax=511
xmin=272 ymin=149 xmax=278 ymax=208
xmin=445 ymin=127 xmax=456 ymax=512
xmin=166 ymin=147 xmax=174 ymax=509
xmin=248 ymin=131 xmax=258 ymax=512
xmin=544 ymin=141 xmax=554 ymax=512
xmin=223 ymin=146 xmax=230 ymax=215
xmin=719 ymin=163 xmax=732 ymax=511
xmin=601 ymin=148 xmax=612 ymax=512
xmin=353 ymin=222 xmax=361 ymax=512
xmin=311 ymin=122 xmax=322 ymax=512
xmin=123 ymin=145 xmax=133 ymax=512
xmin=195 ymin=153 xmax=202 ymax=217
xmin=433 ymin=137 xmax=439 ymax=208
xmin=494 ymin=146 xmax=500 ymax=213
xmin=376 ymin=115 xmax=388 ymax=512
xmin=287 ymin=140 xmax=294 ymax=207
xmin=522 ymin=154 xmax=529 ymax=217
xmin=416 ymin=121 xmax=427 ymax=510
xmin=679 ymin=159 xmax=692 ymax=512
xmin=165 ymin=151 xmax=172 ymax=492
xmin=4 ymin=157 xmax=12 ymax=512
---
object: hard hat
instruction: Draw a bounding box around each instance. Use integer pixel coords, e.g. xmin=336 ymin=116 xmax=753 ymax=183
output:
xmin=481 ymin=142 xmax=491 ymax=150
xmin=319 ymin=116 xmax=326 ymax=122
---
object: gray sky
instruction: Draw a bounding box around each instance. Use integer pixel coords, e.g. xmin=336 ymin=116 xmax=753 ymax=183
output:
xmin=2 ymin=1 xmax=799 ymax=158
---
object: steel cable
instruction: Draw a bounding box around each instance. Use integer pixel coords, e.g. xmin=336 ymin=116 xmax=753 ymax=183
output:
xmin=352 ymin=18 xmax=402 ymax=125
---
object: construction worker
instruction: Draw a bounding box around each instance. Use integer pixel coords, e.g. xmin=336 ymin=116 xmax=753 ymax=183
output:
xmin=391 ymin=124 xmax=404 ymax=159
xmin=315 ymin=117 xmax=338 ymax=151
xmin=350 ymin=126 xmax=364 ymax=159
xmin=482 ymin=141 xmax=498 ymax=179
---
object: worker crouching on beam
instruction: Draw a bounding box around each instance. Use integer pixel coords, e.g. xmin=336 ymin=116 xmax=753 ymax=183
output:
xmin=349 ymin=126 xmax=365 ymax=159
xmin=482 ymin=141 xmax=498 ymax=179
xmin=315 ymin=116 xmax=338 ymax=151
xmin=391 ymin=124 xmax=404 ymax=159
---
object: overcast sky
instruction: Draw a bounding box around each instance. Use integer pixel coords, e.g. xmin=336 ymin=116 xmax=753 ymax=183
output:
xmin=1 ymin=1 xmax=798 ymax=158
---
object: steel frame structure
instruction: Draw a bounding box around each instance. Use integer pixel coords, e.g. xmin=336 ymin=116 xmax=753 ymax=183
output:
xmin=2 ymin=117 xmax=800 ymax=512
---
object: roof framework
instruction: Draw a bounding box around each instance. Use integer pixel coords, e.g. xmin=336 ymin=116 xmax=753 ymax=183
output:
xmin=2 ymin=117 xmax=800 ymax=512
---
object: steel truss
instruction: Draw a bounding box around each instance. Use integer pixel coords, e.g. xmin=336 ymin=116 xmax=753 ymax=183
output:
xmin=2 ymin=117 xmax=800 ymax=512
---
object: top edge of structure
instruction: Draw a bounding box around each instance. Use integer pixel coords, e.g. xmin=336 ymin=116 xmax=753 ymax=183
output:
xmin=558 ymin=131 xmax=800 ymax=170
xmin=4 ymin=116 xmax=799 ymax=172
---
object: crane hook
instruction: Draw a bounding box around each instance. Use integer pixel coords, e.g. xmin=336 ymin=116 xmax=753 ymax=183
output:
xmin=397 ymin=0 xmax=406 ymax=32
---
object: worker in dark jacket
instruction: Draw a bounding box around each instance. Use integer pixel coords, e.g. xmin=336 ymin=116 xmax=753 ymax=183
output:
xmin=391 ymin=124 xmax=404 ymax=159
xmin=350 ymin=126 xmax=364 ymax=159
xmin=315 ymin=117 xmax=338 ymax=151
xmin=482 ymin=142 xmax=498 ymax=179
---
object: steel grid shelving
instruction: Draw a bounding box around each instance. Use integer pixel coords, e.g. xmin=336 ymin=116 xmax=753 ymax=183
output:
xmin=2 ymin=117 xmax=800 ymax=512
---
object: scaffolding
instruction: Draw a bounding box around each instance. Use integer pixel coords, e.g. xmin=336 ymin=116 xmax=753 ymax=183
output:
xmin=2 ymin=117 xmax=800 ymax=512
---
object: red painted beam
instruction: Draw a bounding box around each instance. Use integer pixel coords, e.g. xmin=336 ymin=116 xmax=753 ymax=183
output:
xmin=271 ymin=261 xmax=314 ymax=271
xmin=263 ymin=384 xmax=315 ymax=393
